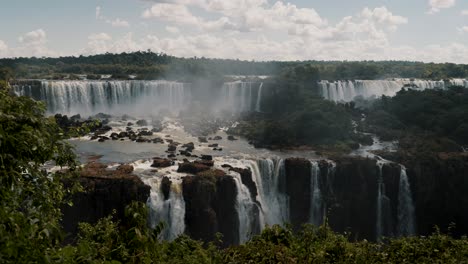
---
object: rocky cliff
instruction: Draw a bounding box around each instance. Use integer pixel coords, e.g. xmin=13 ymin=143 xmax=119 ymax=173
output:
xmin=61 ymin=163 xmax=150 ymax=240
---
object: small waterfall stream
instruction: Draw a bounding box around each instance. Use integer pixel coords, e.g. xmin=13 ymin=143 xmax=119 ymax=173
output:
xmin=310 ymin=161 xmax=323 ymax=226
xmin=397 ymin=166 xmax=416 ymax=236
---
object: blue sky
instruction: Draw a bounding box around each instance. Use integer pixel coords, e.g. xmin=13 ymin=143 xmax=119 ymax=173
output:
xmin=0 ymin=0 xmax=467 ymax=62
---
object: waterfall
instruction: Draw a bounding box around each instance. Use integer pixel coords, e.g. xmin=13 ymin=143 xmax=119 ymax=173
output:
xmin=397 ymin=166 xmax=416 ymax=236
xmin=319 ymin=79 xmax=468 ymax=102
xmin=255 ymin=82 xmax=263 ymax=112
xmin=376 ymin=161 xmax=392 ymax=241
xmin=143 ymin=178 xmax=186 ymax=241
xmin=12 ymin=80 xmax=191 ymax=116
xmin=257 ymin=159 xmax=289 ymax=226
xmin=376 ymin=162 xmax=384 ymax=241
xmin=309 ymin=161 xmax=323 ymax=226
xmin=231 ymin=171 xmax=259 ymax=243
xmin=221 ymin=81 xmax=263 ymax=113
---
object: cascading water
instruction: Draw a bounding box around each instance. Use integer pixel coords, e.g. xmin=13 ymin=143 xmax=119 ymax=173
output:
xmin=255 ymin=83 xmax=263 ymax=112
xmin=12 ymin=80 xmax=191 ymax=116
xmin=376 ymin=161 xmax=392 ymax=241
xmin=221 ymin=81 xmax=264 ymax=113
xmin=319 ymin=79 xmax=468 ymax=102
xmin=309 ymin=161 xmax=323 ymax=226
xmin=257 ymin=159 xmax=289 ymax=226
xmin=143 ymin=177 xmax=186 ymax=241
xmin=397 ymin=166 xmax=416 ymax=236
xmin=230 ymin=171 xmax=259 ymax=243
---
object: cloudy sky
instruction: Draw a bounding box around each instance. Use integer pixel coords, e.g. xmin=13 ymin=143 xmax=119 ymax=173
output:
xmin=0 ymin=0 xmax=467 ymax=62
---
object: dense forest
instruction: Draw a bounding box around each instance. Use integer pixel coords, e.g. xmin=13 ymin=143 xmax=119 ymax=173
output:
xmin=1 ymin=51 xmax=468 ymax=80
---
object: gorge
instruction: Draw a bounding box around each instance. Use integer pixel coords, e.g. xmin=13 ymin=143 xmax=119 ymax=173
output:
xmin=11 ymin=79 xmax=468 ymax=246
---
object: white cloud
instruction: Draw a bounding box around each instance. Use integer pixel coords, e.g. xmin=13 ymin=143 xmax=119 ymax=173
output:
xmin=18 ymin=29 xmax=47 ymax=45
xmin=458 ymin=26 xmax=468 ymax=33
xmin=427 ymin=0 xmax=456 ymax=14
xmin=96 ymin=6 xmax=130 ymax=27
xmin=142 ymin=3 xmax=199 ymax=24
xmin=461 ymin=10 xmax=468 ymax=15
xmin=96 ymin=6 xmax=102 ymax=19
xmin=165 ymin=26 xmax=180 ymax=34
xmin=109 ymin=18 xmax=130 ymax=28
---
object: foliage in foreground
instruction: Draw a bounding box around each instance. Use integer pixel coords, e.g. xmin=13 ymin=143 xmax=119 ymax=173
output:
xmin=0 ymin=90 xmax=77 ymax=263
xmin=52 ymin=205 xmax=468 ymax=264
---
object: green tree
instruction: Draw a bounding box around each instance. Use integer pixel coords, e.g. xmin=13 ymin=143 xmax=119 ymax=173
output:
xmin=0 ymin=90 xmax=77 ymax=263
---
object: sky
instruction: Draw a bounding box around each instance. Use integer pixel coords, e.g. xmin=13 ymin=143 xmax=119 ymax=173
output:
xmin=0 ymin=0 xmax=467 ymax=63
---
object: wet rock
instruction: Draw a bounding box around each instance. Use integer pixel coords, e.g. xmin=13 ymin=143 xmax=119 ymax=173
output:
xmin=227 ymin=135 xmax=237 ymax=141
xmin=182 ymin=142 xmax=195 ymax=152
xmin=152 ymin=138 xmax=164 ymax=144
xmin=168 ymin=154 xmax=176 ymax=158
xmin=201 ymin=155 xmax=213 ymax=161
xmin=230 ymin=167 xmax=257 ymax=200
xmin=168 ymin=144 xmax=177 ymax=152
xmin=213 ymin=136 xmax=223 ymax=140
xmin=116 ymin=164 xmax=134 ymax=174
xmin=136 ymin=119 xmax=148 ymax=126
xmin=118 ymin=131 xmax=128 ymax=138
xmin=198 ymin=137 xmax=208 ymax=143
xmin=126 ymin=127 xmax=133 ymax=131
xmin=195 ymin=160 xmax=214 ymax=167
xmin=196 ymin=169 xmax=226 ymax=177
xmin=160 ymin=177 xmax=172 ymax=200
xmin=221 ymin=164 xmax=232 ymax=169
xmin=178 ymin=161 xmax=210 ymax=174
xmin=90 ymin=135 xmax=98 ymax=140
xmin=180 ymin=150 xmax=192 ymax=157
xmin=208 ymin=144 xmax=219 ymax=148
xmin=138 ymin=131 xmax=153 ymax=137
xmin=127 ymin=122 xmax=134 ymax=126
xmin=136 ymin=137 xmax=148 ymax=143
xmin=151 ymin=157 xmax=173 ymax=168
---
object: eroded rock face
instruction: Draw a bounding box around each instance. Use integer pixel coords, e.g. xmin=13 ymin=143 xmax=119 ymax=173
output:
xmin=151 ymin=157 xmax=173 ymax=168
xmin=284 ymin=158 xmax=312 ymax=231
xmin=182 ymin=174 xmax=239 ymax=247
xmin=404 ymin=153 xmax=468 ymax=237
xmin=177 ymin=161 xmax=211 ymax=174
xmin=61 ymin=163 xmax=150 ymax=241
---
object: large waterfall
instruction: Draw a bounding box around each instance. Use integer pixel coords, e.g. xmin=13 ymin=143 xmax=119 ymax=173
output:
xmin=12 ymin=80 xmax=191 ymax=116
xmin=397 ymin=166 xmax=416 ymax=236
xmin=221 ymin=81 xmax=264 ymax=113
xmin=319 ymin=79 xmax=468 ymax=102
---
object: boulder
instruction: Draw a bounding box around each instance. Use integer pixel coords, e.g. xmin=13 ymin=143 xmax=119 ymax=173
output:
xmin=116 ymin=164 xmax=134 ymax=174
xmin=198 ymin=137 xmax=208 ymax=143
xmin=136 ymin=119 xmax=148 ymax=126
xmin=151 ymin=157 xmax=173 ymax=168
xmin=195 ymin=159 xmax=214 ymax=167
xmin=201 ymin=155 xmax=213 ymax=161
xmin=160 ymin=177 xmax=172 ymax=200
xmin=178 ymin=161 xmax=211 ymax=174
xmin=168 ymin=144 xmax=177 ymax=152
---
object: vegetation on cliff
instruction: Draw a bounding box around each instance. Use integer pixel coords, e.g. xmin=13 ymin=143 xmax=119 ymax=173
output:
xmin=362 ymin=86 xmax=468 ymax=154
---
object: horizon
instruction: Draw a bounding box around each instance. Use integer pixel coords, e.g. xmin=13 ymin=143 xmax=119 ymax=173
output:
xmin=0 ymin=0 xmax=467 ymax=63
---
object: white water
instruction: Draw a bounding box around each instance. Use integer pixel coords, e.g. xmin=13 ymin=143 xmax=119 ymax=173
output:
xmin=221 ymin=81 xmax=264 ymax=113
xmin=12 ymin=80 xmax=191 ymax=116
xmin=142 ymin=177 xmax=186 ymax=241
xmin=310 ymin=161 xmax=323 ymax=226
xmin=257 ymin=159 xmax=289 ymax=226
xmin=255 ymin=83 xmax=263 ymax=112
xmin=319 ymin=79 xmax=468 ymax=102
xmin=397 ymin=166 xmax=416 ymax=236
xmin=376 ymin=161 xmax=384 ymax=242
